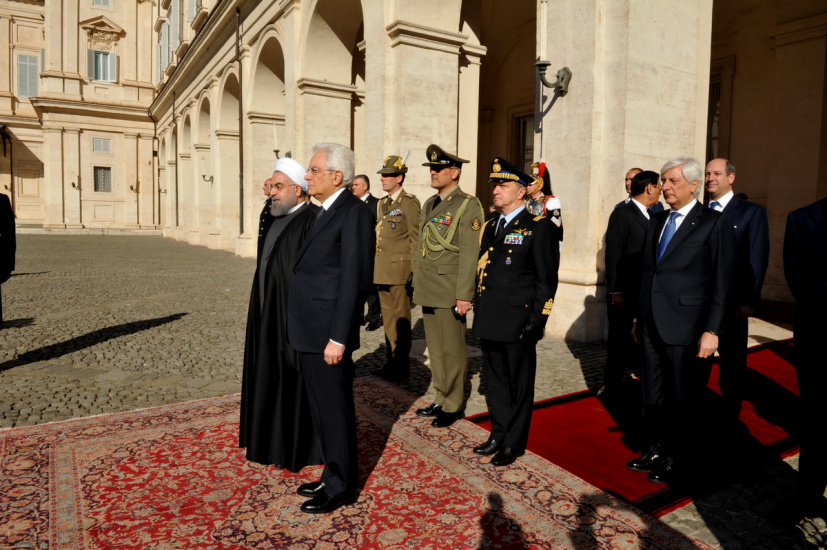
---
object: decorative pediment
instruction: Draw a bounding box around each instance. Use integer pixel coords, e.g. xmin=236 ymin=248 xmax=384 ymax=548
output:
xmin=80 ymin=16 xmax=126 ymax=51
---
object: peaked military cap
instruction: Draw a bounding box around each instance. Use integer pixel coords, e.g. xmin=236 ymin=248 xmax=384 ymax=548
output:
xmin=377 ymin=154 xmax=408 ymax=174
xmin=422 ymin=144 xmax=469 ymax=167
xmin=489 ymin=157 xmax=534 ymax=186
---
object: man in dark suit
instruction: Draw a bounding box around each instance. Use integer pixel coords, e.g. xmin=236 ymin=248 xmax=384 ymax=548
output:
xmin=704 ymin=158 xmax=769 ymax=427
xmin=287 ymin=143 xmax=375 ymax=514
xmin=627 ymin=157 xmax=736 ymax=484
xmin=352 ymin=174 xmax=382 ymax=331
xmin=472 ymin=158 xmax=559 ymax=467
xmin=601 ymin=170 xmax=662 ymax=397
xmin=784 ymin=197 xmax=827 ymax=524
xmin=0 ymin=192 xmax=15 ymax=327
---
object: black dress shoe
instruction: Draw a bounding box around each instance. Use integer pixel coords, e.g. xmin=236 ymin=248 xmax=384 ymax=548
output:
xmin=366 ymin=319 xmax=382 ymax=331
xmin=296 ymin=480 xmax=326 ymax=498
xmin=625 ymin=452 xmax=662 ymax=473
xmin=647 ymin=458 xmax=676 ymax=484
xmin=431 ymin=409 xmax=465 ymax=428
xmin=473 ymin=439 xmax=502 ymax=456
xmin=300 ymin=492 xmax=357 ymax=514
xmin=415 ymin=403 xmax=442 ymax=417
xmin=490 ymin=447 xmax=524 ymax=467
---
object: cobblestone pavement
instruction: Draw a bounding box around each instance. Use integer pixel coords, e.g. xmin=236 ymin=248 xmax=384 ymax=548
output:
xmin=0 ymin=234 xmax=814 ymax=549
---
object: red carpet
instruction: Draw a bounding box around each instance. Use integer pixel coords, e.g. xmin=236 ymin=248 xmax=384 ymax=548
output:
xmin=0 ymin=377 xmax=712 ymax=549
xmin=469 ymin=339 xmax=799 ymax=517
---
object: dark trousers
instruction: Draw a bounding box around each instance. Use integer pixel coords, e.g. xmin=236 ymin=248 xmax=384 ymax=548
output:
xmin=480 ymin=338 xmax=537 ymax=452
xmin=365 ymin=285 xmax=381 ymax=324
xmin=715 ymin=315 xmax=748 ymax=424
xmin=377 ymin=283 xmax=412 ymax=372
xmin=640 ymin=319 xmax=708 ymax=463
xmin=300 ymin=351 xmax=358 ymax=497
xmin=604 ymin=298 xmax=639 ymax=389
xmin=794 ymin=310 xmax=827 ymax=513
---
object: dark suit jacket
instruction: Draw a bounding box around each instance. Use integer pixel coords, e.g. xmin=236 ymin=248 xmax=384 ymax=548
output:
xmin=0 ymin=194 xmax=15 ymax=283
xmin=473 ymin=209 xmax=559 ymax=342
xmin=605 ymin=199 xmax=649 ymax=306
xmin=287 ymin=190 xmax=375 ymax=353
xmin=363 ymin=194 xmax=379 ymax=224
xmin=637 ymin=201 xmax=737 ymax=346
xmin=784 ymin=197 xmax=827 ymax=309
xmin=720 ymin=195 xmax=770 ymax=307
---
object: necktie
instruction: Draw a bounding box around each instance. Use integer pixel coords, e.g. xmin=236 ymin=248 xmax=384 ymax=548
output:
xmin=657 ymin=211 xmax=681 ymax=262
xmin=383 ymin=196 xmax=392 ymax=214
xmin=316 ymin=206 xmax=326 ymax=220
xmin=710 ymin=201 xmax=720 ymax=211
xmin=431 ymin=196 xmax=442 ymax=212
xmin=494 ymin=217 xmax=506 ymax=238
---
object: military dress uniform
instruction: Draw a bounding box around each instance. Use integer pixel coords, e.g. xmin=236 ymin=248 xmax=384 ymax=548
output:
xmin=472 ymin=158 xmax=559 ymax=466
xmin=526 ymin=162 xmax=563 ymax=245
xmin=373 ymin=155 xmax=421 ymax=381
xmin=413 ymin=145 xmax=484 ymax=426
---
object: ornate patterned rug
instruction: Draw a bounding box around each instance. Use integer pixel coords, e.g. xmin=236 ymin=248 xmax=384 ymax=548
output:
xmin=1 ymin=377 xmax=711 ymax=549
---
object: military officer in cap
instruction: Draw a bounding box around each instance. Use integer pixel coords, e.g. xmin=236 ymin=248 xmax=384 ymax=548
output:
xmin=526 ymin=162 xmax=563 ymax=246
xmin=371 ymin=154 xmax=421 ymax=383
xmin=472 ymin=157 xmax=559 ymax=466
xmin=413 ymin=144 xmax=484 ymax=427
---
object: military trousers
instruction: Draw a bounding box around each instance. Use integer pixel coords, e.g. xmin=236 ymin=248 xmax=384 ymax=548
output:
xmin=377 ymin=284 xmax=412 ymax=373
xmin=422 ymin=306 xmax=468 ymax=413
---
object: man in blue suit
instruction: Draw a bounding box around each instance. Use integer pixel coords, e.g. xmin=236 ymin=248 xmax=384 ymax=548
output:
xmin=287 ymin=143 xmax=375 ymax=514
xmin=627 ymin=157 xmax=736 ymax=484
xmin=704 ymin=159 xmax=769 ymax=428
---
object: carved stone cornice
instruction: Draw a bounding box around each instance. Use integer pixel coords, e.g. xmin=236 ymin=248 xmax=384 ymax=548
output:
xmin=296 ymin=78 xmax=356 ymax=100
xmin=80 ymin=16 xmax=126 ymax=51
xmin=386 ymin=21 xmax=467 ymax=55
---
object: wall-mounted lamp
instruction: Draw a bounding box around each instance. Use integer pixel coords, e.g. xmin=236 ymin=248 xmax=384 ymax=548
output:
xmin=536 ymin=61 xmax=572 ymax=97
xmin=71 ymin=182 xmax=82 ymax=191
xmin=159 ymin=188 xmax=167 ymax=194
xmin=202 ymin=174 xmax=213 ymax=183
xmin=129 ymin=184 xmax=139 ymax=193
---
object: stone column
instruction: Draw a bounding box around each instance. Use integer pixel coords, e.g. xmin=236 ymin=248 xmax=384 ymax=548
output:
xmin=384 ymin=21 xmax=467 ymax=199
xmin=0 ymin=16 xmax=12 ymax=115
xmin=138 ymin=134 xmax=155 ymax=227
xmin=42 ymin=128 xmax=65 ymax=228
xmin=539 ymin=0 xmax=713 ymax=341
xmin=63 ymin=129 xmax=82 ymax=228
xmin=296 ymin=79 xmax=356 ymax=155
xmin=124 ymin=132 xmax=140 ymax=227
xmin=457 ymin=43 xmax=486 ymax=193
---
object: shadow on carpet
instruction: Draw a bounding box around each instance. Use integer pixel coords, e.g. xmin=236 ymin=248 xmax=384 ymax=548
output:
xmin=0 ymin=378 xmax=710 ymax=549
xmin=469 ymin=339 xmax=800 ymax=517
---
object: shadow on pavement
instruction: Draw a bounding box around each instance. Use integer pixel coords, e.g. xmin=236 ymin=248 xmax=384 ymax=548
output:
xmin=0 ymin=313 xmax=188 ymax=373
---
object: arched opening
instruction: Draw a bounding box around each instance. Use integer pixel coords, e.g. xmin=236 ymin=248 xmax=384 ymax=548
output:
xmin=159 ymin=136 xmax=167 ymax=228
xmin=181 ymin=114 xmax=193 ymax=230
xmin=217 ymin=72 xmax=241 ymax=245
xmin=195 ymin=95 xmax=214 ymax=241
xmin=472 ymin=3 xmax=536 ymax=208
xmin=300 ymin=0 xmax=364 ymax=157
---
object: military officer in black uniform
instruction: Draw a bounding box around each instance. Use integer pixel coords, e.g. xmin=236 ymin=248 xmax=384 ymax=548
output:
xmin=472 ymin=157 xmax=559 ymax=466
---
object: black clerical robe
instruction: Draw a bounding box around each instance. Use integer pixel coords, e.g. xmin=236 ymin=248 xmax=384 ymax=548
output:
xmin=239 ymin=202 xmax=322 ymax=472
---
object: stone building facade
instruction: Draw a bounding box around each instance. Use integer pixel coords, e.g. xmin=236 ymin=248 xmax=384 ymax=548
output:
xmin=1 ymin=0 xmax=825 ymax=340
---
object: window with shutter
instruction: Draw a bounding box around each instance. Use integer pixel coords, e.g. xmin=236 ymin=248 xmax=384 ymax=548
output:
xmin=17 ymin=54 xmax=39 ymax=98
xmin=93 ymin=138 xmax=112 ymax=153
xmin=92 ymin=0 xmax=112 ymax=7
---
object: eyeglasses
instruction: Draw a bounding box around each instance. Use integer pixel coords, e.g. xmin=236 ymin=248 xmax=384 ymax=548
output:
xmin=306 ymin=167 xmax=335 ymax=175
xmin=267 ymin=182 xmax=288 ymax=192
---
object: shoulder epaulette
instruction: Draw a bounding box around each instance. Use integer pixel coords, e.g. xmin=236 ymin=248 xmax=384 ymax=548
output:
xmin=403 ymin=192 xmax=417 ymax=199
xmin=534 ymin=215 xmax=545 ymax=222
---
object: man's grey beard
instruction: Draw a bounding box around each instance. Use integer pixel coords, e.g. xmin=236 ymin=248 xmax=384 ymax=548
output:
xmin=269 ymin=193 xmax=299 ymax=217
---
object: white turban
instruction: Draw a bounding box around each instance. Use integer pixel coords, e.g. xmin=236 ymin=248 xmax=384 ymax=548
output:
xmin=273 ymin=157 xmax=308 ymax=191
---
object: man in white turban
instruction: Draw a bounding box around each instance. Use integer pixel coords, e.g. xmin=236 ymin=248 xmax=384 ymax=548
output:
xmin=239 ymin=156 xmax=322 ymax=472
